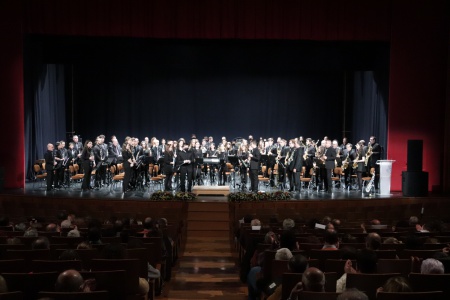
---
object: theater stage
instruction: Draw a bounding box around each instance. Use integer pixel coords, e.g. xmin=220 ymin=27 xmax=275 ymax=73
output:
xmin=0 ymin=182 xmax=448 ymax=225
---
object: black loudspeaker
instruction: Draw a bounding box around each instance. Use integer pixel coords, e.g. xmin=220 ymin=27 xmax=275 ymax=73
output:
xmin=407 ymin=140 xmax=423 ymax=172
xmin=402 ymin=171 xmax=428 ymax=197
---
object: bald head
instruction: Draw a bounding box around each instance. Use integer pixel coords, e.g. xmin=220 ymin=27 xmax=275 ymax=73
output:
xmin=55 ymin=269 xmax=84 ymax=292
xmin=302 ymin=267 xmax=325 ymax=292
xmin=365 ymin=232 xmax=381 ymax=250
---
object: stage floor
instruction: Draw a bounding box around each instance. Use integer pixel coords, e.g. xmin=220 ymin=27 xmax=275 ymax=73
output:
xmin=15 ymin=180 xmax=404 ymax=201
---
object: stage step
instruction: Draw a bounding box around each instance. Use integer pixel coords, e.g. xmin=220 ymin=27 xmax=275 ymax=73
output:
xmin=192 ymin=185 xmax=230 ymax=196
xmin=187 ymin=202 xmax=230 ymax=237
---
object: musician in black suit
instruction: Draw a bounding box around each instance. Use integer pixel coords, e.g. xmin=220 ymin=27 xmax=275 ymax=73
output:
xmin=354 ymin=142 xmax=366 ymax=191
xmin=368 ymin=136 xmax=381 ymax=189
xmin=192 ymin=140 xmax=203 ymax=185
xmin=93 ymin=137 xmax=107 ymax=188
xmin=108 ymin=137 xmax=122 ymax=164
xmin=67 ymin=142 xmax=78 ymax=166
xmin=81 ymin=140 xmax=95 ymax=191
xmin=217 ymin=144 xmax=228 ymax=185
xmin=176 ymin=140 xmax=194 ymax=192
xmin=342 ymin=143 xmax=356 ymax=189
xmin=278 ymin=139 xmax=288 ymax=189
xmin=286 ymin=139 xmax=296 ymax=192
xmin=248 ymin=140 xmax=261 ymax=192
xmin=55 ymin=141 xmax=68 ymax=188
xmin=322 ymin=139 xmax=336 ymax=192
xmin=44 ymin=143 xmax=56 ymax=191
xmin=290 ymin=139 xmax=304 ymax=192
xmin=304 ymin=138 xmax=316 ymax=179
xmin=72 ymin=135 xmax=83 ymax=154
xmin=163 ymin=144 xmax=174 ymax=191
xmin=122 ymin=141 xmax=135 ymax=193
xmin=237 ymin=143 xmax=249 ymax=189
xmin=265 ymin=138 xmax=277 ymax=187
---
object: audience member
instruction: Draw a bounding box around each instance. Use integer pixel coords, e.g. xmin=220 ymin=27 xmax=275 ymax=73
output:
xmin=77 ymin=242 xmax=92 ymax=250
xmin=336 ymin=249 xmax=378 ymax=292
xmin=322 ymin=230 xmax=339 ymax=250
xmin=24 ymin=228 xmax=38 ymax=237
xmin=55 ymin=269 xmax=84 ymax=292
xmin=67 ymin=228 xmax=81 ymax=237
xmin=337 ymin=288 xmax=368 ymax=300
xmin=87 ymin=227 xmax=102 ymax=244
xmin=377 ymin=276 xmax=412 ymax=293
xmin=282 ymin=218 xmax=295 ymax=231
xmin=0 ymin=275 xmax=7 ymax=293
xmin=31 ymin=236 xmax=50 ymax=249
xmin=275 ymin=248 xmax=293 ymax=261
xmin=58 ymin=249 xmax=81 ymax=261
xmin=46 ymin=223 xmax=59 ymax=232
xmin=279 ymin=230 xmax=299 ymax=251
xmin=365 ymin=232 xmax=381 ymax=250
xmin=285 ymin=267 xmax=325 ymax=300
xmin=421 ymin=258 xmax=445 ymax=274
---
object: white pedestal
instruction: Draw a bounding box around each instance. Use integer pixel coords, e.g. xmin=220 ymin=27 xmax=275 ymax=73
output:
xmin=377 ymin=160 xmax=395 ymax=195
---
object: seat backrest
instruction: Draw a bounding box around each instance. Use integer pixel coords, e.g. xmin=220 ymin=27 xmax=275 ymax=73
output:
xmin=31 ymin=259 xmax=83 ymax=273
xmin=1 ymin=272 xmax=59 ymax=300
xmin=90 ymin=259 xmax=140 ymax=295
xmin=80 ymin=270 xmax=128 ymax=300
xmin=323 ymin=259 xmax=356 ymax=278
xmin=377 ymin=259 xmax=411 ymax=276
xmin=374 ymin=250 xmax=397 ymax=259
xmin=271 ymin=259 xmax=289 ymax=283
xmin=346 ymin=273 xmax=401 ymax=300
xmin=37 ymin=291 xmax=109 ymax=300
xmin=5 ymin=249 xmax=51 ymax=262
xmin=376 ymin=291 xmax=443 ymax=300
xmin=0 ymin=259 xmax=27 ymax=273
xmin=298 ymin=291 xmax=341 ymax=300
xmin=0 ymin=291 xmax=24 ymax=300
xmin=409 ymin=273 xmax=450 ymax=299
xmin=282 ymin=272 xmax=302 ymax=300
xmin=126 ymin=248 xmax=151 ymax=279
xmin=400 ymin=249 xmax=439 ymax=259
xmin=309 ymin=249 xmax=342 ymax=270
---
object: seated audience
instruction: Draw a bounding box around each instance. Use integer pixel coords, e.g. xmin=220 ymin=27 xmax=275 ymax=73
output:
xmin=322 ymin=230 xmax=339 ymax=250
xmin=421 ymin=258 xmax=445 ymax=274
xmin=55 ymin=269 xmax=85 ymax=292
xmin=337 ymin=249 xmax=378 ymax=292
xmin=31 ymin=236 xmax=50 ymax=249
xmin=365 ymin=232 xmax=381 ymax=250
xmin=337 ymin=288 xmax=368 ymax=300
xmin=0 ymin=275 xmax=7 ymax=293
xmin=377 ymin=276 xmax=412 ymax=294
xmin=285 ymin=267 xmax=326 ymax=300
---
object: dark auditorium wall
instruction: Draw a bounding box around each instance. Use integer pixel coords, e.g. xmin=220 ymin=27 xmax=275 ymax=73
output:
xmin=0 ymin=0 xmax=448 ymax=191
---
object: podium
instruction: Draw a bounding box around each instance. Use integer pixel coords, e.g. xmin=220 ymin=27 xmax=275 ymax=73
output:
xmin=376 ymin=160 xmax=395 ymax=195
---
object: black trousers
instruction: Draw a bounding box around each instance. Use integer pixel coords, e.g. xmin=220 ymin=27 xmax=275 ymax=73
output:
xmin=249 ymin=168 xmax=258 ymax=192
xmin=164 ymin=171 xmax=173 ymax=191
xmin=123 ymin=164 xmax=131 ymax=192
xmin=81 ymin=163 xmax=92 ymax=190
xmin=325 ymin=168 xmax=333 ymax=191
xmin=293 ymin=170 xmax=301 ymax=191
xmin=180 ymin=165 xmax=193 ymax=192
xmin=46 ymin=169 xmax=54 ymax=191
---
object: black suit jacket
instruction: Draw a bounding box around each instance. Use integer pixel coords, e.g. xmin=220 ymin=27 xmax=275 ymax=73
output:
xmin=249 ymin=148 xmax=260 ymax=170
xmin=44 ymin=150 xmax=54 ymax=171
xmin=324 ymin=147 xmax=336 ymax=169
xmin=291 ymin=147 xmax=303 ymax=171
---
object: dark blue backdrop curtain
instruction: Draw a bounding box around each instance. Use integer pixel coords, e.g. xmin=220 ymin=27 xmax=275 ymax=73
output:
xmin=25 ymin=64 xmax=66 ymax=179
xmin=351 ymin=71 xmax=388 ymax=156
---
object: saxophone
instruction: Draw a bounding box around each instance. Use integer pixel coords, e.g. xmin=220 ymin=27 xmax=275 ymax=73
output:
xmin=342 ymin=153 xmax=350 ymax=170
xmin=365 ymin=144 xmax=373 ymax=166
xmin=285 ymin=148 xmax=294 ymax=165
xmin=365 ymin=169 xmax=376 ymax=192
xmin=275 ymin=148 xmax=282 ymax=164
xmin=352 ymin=152 xmax=360 ymax=169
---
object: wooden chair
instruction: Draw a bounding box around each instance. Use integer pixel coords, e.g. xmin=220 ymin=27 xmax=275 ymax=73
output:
xmin=0 ymin=291 xmax=24 ymax=300
xmin=32 ymin=164 xmax=47 ymax=189
xmin=0 ymin=259 xmax=28 ymax=273
xmin=298 ymin=291 xmax=341 ymax=300
xmin=379 ymin=243 xmax=406 ymax=252
xmin=408 ymin=273 xmax=450 ymax=299
xmin=50 ymin=236 xmax=85 ymax=247
xmin=37 ymin=291 xmax=109 ymax=300
xmin=331 ymin=167 xmax=342 ymax=189
xmin=377 ymin=259 xmax=411 ymax=276
xmin=308 ymin=249 xmax=342 ymax=270
xmin=346 ymin=273 xmax=401 ymax=300
xmin=68 ymin=165 xmax=84 ymax=188
xmin=376 ymin=291 xmax=443 ymax=300
xmin=362 ymin=168 xmax=375 ymax=190
xmin=1 ymin=272 xmax=59 ymax=300
xmin=300 ymin=166 xmax=312 ymax=189
xmin=31 ymin=259 xmax=83 ymax=273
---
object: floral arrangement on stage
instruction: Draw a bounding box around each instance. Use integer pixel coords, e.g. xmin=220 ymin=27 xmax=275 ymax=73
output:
xmin=149 ymin=191 xmax=197 ymax=201
xmin=227 ymin=191 xmax=292 ymax=202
